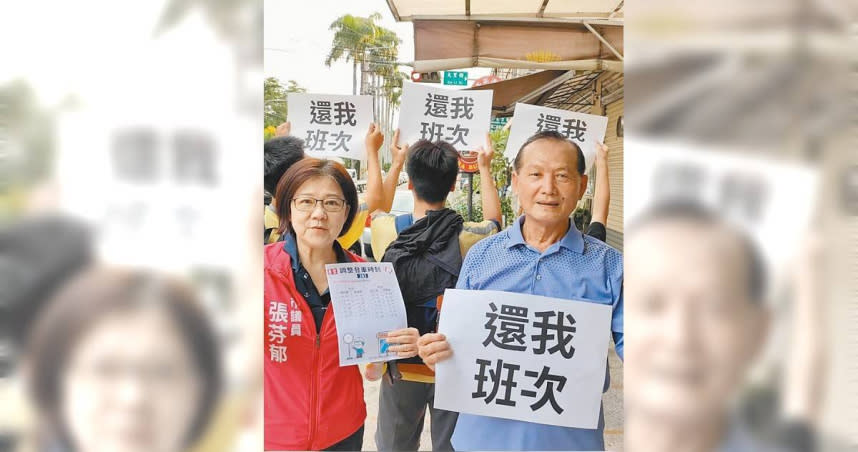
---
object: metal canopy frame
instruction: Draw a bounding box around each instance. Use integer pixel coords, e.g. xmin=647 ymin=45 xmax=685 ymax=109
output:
xmin=386 ymin=0 xmax=624 ymax=22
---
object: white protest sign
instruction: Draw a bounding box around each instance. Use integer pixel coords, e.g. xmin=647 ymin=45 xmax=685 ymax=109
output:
xmin=325 ymin=262 xmax=408 ymax=366
xmin=288 ymin=93 xmax=372 ymax=160
xmin=57 ymin=112 xmax=256 ymax=272
xmin=624 ymin=137 xmax=819 ymax=290
xmin=434 ymin=289 xmax=612 ymax=429
xmin=504 ymin=103 xmax=608 ymax=171
xmin=397 ymin=81 xmax=493 ymax=152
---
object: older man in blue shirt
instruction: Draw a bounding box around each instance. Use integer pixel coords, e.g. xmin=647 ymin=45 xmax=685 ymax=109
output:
xmin=417 ymin=130 xmax=624 ymax=451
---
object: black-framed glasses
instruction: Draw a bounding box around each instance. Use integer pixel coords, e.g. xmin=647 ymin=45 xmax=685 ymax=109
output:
xmin=291 ymin=196 xmax=348 ymax=213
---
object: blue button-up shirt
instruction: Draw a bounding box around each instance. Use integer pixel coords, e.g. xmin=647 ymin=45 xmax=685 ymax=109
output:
xmin=450 ymin=216 xmax=624 ymax=451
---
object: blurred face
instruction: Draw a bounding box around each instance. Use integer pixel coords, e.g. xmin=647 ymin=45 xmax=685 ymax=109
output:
xmin=624 ymin=220 xmax=766 ymax=424
xmin=61 ymin=307 xmax=203 ymax=452
xmin=289 ymin=176 xmax=349 ymax=250
xmin=512 ymin=139 xmax=587 ymax=230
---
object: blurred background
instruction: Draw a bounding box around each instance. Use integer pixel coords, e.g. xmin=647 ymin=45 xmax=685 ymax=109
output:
xmin=0 ymin=1 xmax=263 ymax=451
xmin=624 ymin=0 xmax=856 ymax=451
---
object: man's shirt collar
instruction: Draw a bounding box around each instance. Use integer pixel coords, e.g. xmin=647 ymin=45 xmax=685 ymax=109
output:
xmin=507 ymin=215 xmax=586 ymax=254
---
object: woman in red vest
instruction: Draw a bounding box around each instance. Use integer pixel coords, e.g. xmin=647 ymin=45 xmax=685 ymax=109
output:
xmin=263 ymin=156 xmax=418 ymax=450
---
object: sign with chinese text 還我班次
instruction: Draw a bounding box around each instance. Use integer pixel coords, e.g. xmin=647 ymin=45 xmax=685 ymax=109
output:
xmin=434 ymin=289 xmax=612 ymax=429
xmin=397 ymin=82 xmax=492 ymax=153
xmin=287 ymin=93 xmax=373 ymax=160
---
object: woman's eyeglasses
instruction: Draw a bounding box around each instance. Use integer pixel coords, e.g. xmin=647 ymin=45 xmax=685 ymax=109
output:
xmin=291 ymin=196 xmax=348 ymax=212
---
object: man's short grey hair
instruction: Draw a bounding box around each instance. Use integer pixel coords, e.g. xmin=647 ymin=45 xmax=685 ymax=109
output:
xmin=513 ymin=131 xmax=586 ymax=175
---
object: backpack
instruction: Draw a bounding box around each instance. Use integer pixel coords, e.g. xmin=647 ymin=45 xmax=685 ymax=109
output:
xmin=382 ymin=210 xmax=463 ymax=367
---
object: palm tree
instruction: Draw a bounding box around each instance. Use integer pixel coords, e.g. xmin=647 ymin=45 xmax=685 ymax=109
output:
xmin=365 ymin=27 xmax=401 ymax=121
xmin=325 ymin=13 xmax=387 ymax=96
xmin=378 ymin=70 xmax=406 ymax=163
xmin=326 ymin=14 xmax=405 ymax=166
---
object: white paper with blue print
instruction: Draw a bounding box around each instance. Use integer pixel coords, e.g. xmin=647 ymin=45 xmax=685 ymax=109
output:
xmin=325 ymin=262 xmax=408 ymax=366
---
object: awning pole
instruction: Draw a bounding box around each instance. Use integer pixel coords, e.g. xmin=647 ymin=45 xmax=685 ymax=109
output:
xmin=583 ymin=22 xmax=623 ymax=61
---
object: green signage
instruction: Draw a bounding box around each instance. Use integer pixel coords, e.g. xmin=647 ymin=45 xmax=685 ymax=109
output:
xmin=443 ymin=71 xmax=468 ymax=86
xmin=490 ymin=116 xmax=510 ymax=131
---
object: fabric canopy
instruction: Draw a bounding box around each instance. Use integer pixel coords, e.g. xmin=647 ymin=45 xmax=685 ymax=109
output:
xmin=466 ymin=69 xmax=570 ymax=112
xmin=412 ymin=20 xmax=622 ymax=73
xmin=386 ymin=0 xmax=624 ymax=73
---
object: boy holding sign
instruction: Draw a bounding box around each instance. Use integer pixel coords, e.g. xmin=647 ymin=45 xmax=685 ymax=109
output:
xmin=365 ymin=129 xmax=502 ymax=451
xmin=360 ymin=81 xmax=501 ymax=452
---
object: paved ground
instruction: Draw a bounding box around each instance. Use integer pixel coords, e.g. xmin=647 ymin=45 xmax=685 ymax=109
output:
xmin=360 ymin=344 xmax=624 ymax=451
xmin=604 ymin=346 xmax=624 ymax=451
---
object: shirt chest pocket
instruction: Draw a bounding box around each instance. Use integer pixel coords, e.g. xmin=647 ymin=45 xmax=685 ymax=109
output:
xmin=540 ymin=266 xmax=614 ymax=305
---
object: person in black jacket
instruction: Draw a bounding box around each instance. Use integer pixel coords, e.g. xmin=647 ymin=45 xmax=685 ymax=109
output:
xmin=367 ymin=131 xmax=501 ymax=451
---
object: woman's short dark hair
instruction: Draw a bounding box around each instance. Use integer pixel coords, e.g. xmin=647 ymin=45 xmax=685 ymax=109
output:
xmin=26 ymin=267 xmax=222 ymax=449
xmin=274 ymin=158 xmax=358 ymax=237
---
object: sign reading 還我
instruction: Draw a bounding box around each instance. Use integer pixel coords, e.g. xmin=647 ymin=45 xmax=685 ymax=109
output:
xmin=287 ymin=93 xmax=372 ymax=160
xmin=504 ymin=103 xmax=608 ymax=172
xmin=434 ymin=289 xmax=612 ymax=429
xmin=397 ymin=82 xmax=493 ymax=152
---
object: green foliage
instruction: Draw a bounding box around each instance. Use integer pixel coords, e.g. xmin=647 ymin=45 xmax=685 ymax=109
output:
xmin=498 ymin=195 xmax=514 ymax=227
xmin=449 ymin=185 xmax=482 ymax=223
xmin=0 ymin=80 xmax=55 ymax=191
xmin=489 ymin=128 xmax=510 ymax=187
xmin=489 ymin=128 xmax=515 ymax=227
xmin=572 ymin=207 xmax=591 ymax=231
xmin=325 ymin=14 xmax=382 ymax=67
xmin=0 ymin=80 xmax=56 ymax=221
xmin=449 ymin=129 xmax=516 ymax=226
xmin=326 ymin=14 xmax=404 ymax=106
xmin=264 ymin=125 xmax=276 ymax=141
xmin=264 ymin=77 xmax=306 ymax=128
